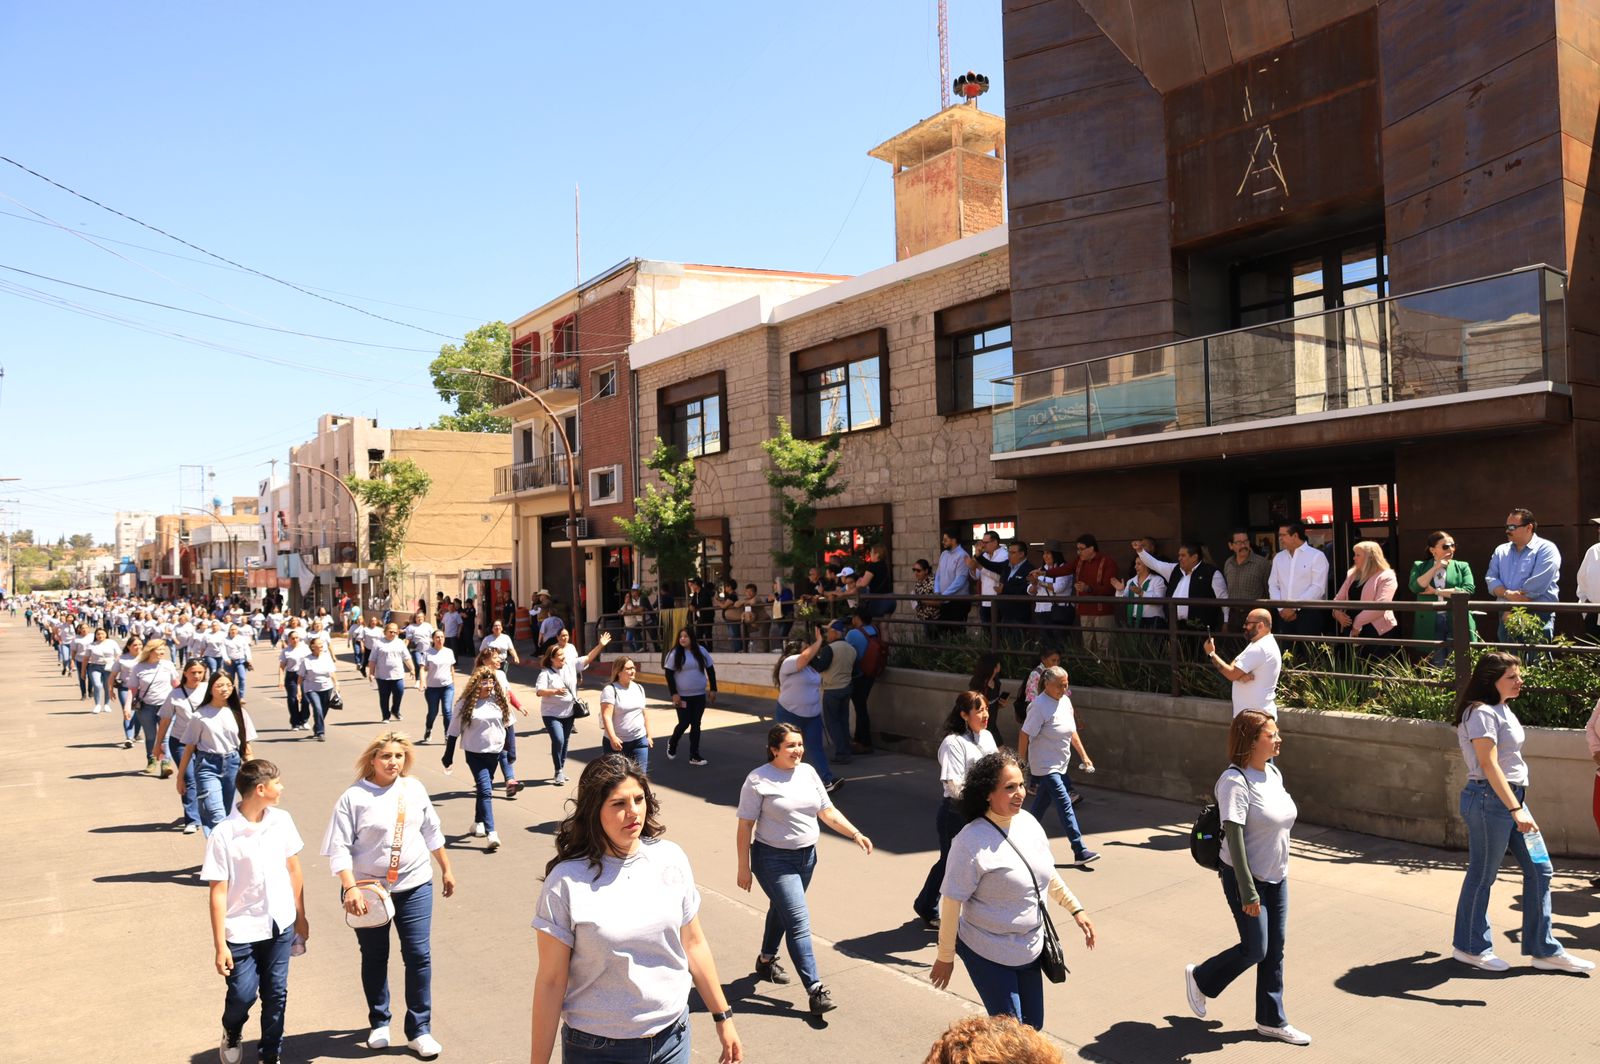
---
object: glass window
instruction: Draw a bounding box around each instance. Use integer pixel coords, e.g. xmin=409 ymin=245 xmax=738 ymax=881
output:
xmin=666 ymin=395 xmax=722 ymax=457
xmin=967 ymin=517 xmax=1016 ymax=543
xmin=951 ymin=325 xmax=1014 ymax=411
xmin=589 ymin=466 xmax=619 ymax=505
xmin=592 ymin=365 xmax=617 ymax=399
xmin=801 ymin=357 xmax=882 ymax=437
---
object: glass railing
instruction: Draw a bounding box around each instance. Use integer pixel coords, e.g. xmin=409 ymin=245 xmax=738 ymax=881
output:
xmin=493 ymin=452 xmax=580 ymax=495
xmin=992 ymin=265 xmax=1567 ymax=455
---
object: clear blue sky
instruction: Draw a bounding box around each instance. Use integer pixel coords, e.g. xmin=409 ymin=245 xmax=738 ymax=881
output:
xmin=0 ymin=0 xmax=1006 ymax=544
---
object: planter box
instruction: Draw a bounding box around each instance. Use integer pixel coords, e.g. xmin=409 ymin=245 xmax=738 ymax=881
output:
xmin=867 ymin=668 xmax=1600 ymax=858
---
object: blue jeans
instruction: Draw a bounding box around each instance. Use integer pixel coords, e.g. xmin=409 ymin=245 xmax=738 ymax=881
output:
xmin=87 ymin=664 xmax=109 ymax=708
xmin=377 ymin=677 xmax=406 ymax=721
xmin=424 ymin=685 xmax=454 ymax=735
xmin=543 ymin=716 xmax=572 ymax=775
xmin=611 ymin=735 xmax=650 ymax=775
xmin=914 ymin=798 xmax=965 ymax=918
xmin=194 ymin=749 xmax=242 ymax=836
xmin=119 ymin=688 xmax=139 ymax=741
xmin=821 ymin=688 xmax=854 ymax=763
xmin=136 ymin=702 xmax=163 ymax=761
xmin=498 ymin=729 xmax=519 ymax=784
xmin=1453 ymin=780 xmax=1559 ymax=957
xmin=228 ymin=660 xmax=249 ymax=699
xmin=353 ymin=881 xmax=433 ymax=1039
xmin=303 ymin=688 xmax=328 ymax=737
xmin=223 ymin=923 xmax=294 ymax=1057
xmin=57 ymin=642 xmax=71 ymax=670
xmin=1029 ymin=770 xmax=1089 ymax=858
xmin=465 ymin=749 xmax=500 ymax=831
xmin=956 ymin=938 xmax=1044 ymax=1030
xmin=562 ymin=1012 xmax=689 ymax=1064
xmin=204 ymin=655 xmax=224 ymax=678
xmin=283 ymin=674 xmax=305 ymax=727
xmin=170 ymin=735 xmax=199 ymax=826
xmin=751 ymin=841 xmax=820 ymax=991
xmin=1194 ymin=869 xmax=1288 ymax=1027
xmin=773 ymin=706 xmax=834 ymax=785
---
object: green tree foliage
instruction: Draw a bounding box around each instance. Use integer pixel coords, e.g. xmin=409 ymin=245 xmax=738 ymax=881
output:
xmin=345 ymin=459 xmax=433 ymax=592
xmin=68 ymin=533 xmax=94 ymax=551
xmin=427 ymin=321 xmax=513 ymax=433
xmin=761 ymin=417 xmax=847 ymax=588
xmin=617 ymin=439 xmax=700 ymax=598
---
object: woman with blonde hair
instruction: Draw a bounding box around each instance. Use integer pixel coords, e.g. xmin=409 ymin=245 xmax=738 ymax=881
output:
xmin=131 ymin=639 xmax=182 ymax=774
xmin=1332 ymin=540 xmax=1399 ymax=660
xmin=321 ymin=731 xmax=455 ymax=1059
xmin=443 ymin=666 xmax=515 ymax=852
xmin=600 ymin=656 xmax=653 ymax=773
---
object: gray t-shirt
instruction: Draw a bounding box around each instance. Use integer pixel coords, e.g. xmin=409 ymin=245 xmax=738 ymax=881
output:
xmin=1458 ymin=702 xmax=1529 ymax=785
xmin=736 ymin=762 xmax=831 ymax=848
xmin=1217 ymin=764 xmax=1297 ymax=884
xmin=940 ymin=810 xmax=1054 ymax=967
xmin=1020 ymin=692 xmax=1077 ymax=776
xmin=775 ymin=656 xmax=822 ymax=718
xmin=532 ymin=838 xmax=700 ymax=1039
xmin=602 ymin=681 xmax=648 ymax=742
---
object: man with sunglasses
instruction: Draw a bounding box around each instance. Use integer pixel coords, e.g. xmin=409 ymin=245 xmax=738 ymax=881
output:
xmin=1204 ymin=609 xmax=1281 ymax=719
xmin=1486 ymin=508 xmax=1561 ymax=641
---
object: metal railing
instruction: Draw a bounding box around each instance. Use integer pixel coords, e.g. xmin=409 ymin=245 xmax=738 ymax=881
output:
xmin=992 ymin=265 xmax=1568 ymax=455
xmin=493 ymin=452 xmax=579 ymax=496
xmin=491 ymin=365 xmax=584 ymax=407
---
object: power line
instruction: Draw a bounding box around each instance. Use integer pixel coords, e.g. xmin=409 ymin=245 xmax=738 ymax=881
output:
xmin=0 ymin=154 xmax=462 ymax=340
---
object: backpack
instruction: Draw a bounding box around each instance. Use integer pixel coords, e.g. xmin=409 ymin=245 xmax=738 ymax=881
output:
xmin=859 ymin=625 xmax=890 ymax=679
xmin=1190 ymin=766 xmax=1248 ymax=870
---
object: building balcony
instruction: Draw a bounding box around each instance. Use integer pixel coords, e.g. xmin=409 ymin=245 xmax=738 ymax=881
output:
xmin=991 ymin=266 xmax=1569 ymax=474
xmin=493 ymin=452 xmax=580 ymax=499
xmin=489 ymin=363 xmax=583 ymax=417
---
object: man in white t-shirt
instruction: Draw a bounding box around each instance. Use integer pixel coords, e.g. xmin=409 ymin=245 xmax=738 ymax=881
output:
xmin=1204 ymin=608 xmax=1282 ymax=718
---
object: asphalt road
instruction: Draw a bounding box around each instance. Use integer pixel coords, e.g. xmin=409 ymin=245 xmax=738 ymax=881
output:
xmin=3 ymin=614 xmax=1598 ymax=1063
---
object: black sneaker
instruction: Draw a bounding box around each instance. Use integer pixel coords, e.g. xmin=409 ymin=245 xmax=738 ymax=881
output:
xmin=755 ymin=955 xmax=792 ymax=985
xmin=825 ymin=777 xmax=845 ymax=794
xmin=808 ymin=984 xmax=836 ymax=1015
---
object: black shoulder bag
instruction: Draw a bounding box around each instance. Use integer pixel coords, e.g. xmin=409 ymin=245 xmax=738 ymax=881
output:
xmin=984 ymin=818 xmax=1068 ymax=983
xmin=1190 ymin=765 xmax=1250 ymax=871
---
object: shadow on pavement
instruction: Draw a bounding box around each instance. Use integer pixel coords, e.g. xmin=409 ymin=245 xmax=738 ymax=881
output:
xmin=833 ymin=918 xmax=937 ymax=971
xmin=1331 ymin=949 xmax=1535 ymax=1006
xmin=1078 ymin=1015 xmax=1254 ymax=1063
xmin=188 ymin=1029 xmax=369 ymax=1063
xmin=88 ymin=821 xmax=179 ymax=834
xmin=716 ymin=973 xmax=826 ymax=1027
xmin=69 ymin=770 xmax=145 ymax=781
xmin=94 ymin=866 xmax=205 ymax=888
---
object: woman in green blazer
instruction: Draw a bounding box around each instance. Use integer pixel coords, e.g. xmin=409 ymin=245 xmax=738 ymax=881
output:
xmin=1408 ymin=531 xmax=1478 ymax=662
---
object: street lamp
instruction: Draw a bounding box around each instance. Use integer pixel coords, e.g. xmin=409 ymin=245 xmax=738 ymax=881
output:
xmin=292 ymin=462 xmax=365 ymax=614
xmin=181 ymin=506 xmax=238 ymax=602
xmin=443 ymin=366 xmax=584 ymax=636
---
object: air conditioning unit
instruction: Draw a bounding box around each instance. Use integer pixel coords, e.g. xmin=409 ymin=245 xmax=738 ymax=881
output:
xmin=566 ymin=518 xmax=589 ymax=539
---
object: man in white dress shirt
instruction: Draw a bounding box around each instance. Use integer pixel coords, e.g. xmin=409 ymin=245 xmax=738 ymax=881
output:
xmin=1577 ymin=516 xmax=1600 ymax=641
xmin=1267 ymin=520 xmax=1329 ymax=638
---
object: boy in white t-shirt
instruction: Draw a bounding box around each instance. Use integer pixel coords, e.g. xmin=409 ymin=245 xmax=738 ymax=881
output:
xmin=201 ymin=759 xmax=308 ymax=1064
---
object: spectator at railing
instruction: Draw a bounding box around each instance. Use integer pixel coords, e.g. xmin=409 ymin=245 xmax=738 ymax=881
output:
xmin=1224 ymin=530 xmax=1272 ymax=634
xmin=715 ymin=579 xmax=743 ymax=653
xmin=850 ymin=543 xmax=895 ymax=619
xmin=1332 ymin=541 xmax=1399 ymax=661
xmin=1486 ymin=508 xmax=1561 ymax=641
xmin=1028 ymin=543 xmax=1071 ymax=630
xmin=972 ymin=531 xmax=1008 ymax=628
xmin=1408 ymin=532 xmax=1478 ymax=667
xmin=1268 ymin=521 xmax=1329 ymax=638
xmin=619 ymin=585 xmax=648 ymax=651
xmin=764 ymin=577 xmax=794 ymax=647
xmin=1134 ymin=539 xmax=1225 ymax=633
xmin=933 ymin=530 xmax=972 ymax=634
xmin=970 ymin=541 xmax=1036 ymax=635
xmin=910 ymin=560 xmax=941 ymax=642
xmin=1037 ymin=535 xmax=1120 ymax=658
xmin=1111 ymin=557 xmax=1166 ymax=630
xmin=1575 ymin=518 xmax=1600 ymax=642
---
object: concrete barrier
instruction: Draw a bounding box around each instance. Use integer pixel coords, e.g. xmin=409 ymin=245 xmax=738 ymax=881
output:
xmin=866 ymin=667 xmax=1600 ymax=859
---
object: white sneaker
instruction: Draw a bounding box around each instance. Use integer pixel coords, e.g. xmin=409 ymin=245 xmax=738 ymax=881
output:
xmin=1453 ymin=947 xmax=1511 ymax=972
xmin=368 ymin=1025 xmax=391 ymax=1049
xmin=486 ymin=831 xmax=501 ymax=852
xmin=1256 ymin=1024 xmax=1312 ymax=1046
xmin=1531 ymin=950 xmax=1597 ymax=973
xmin=219 ymin=1030 xmax=243 ymax=1064
xmin=1184 ymin=963 xmax=1206 ymax=1018
xmin=408 ymin=1032 xmax=442 ymax=1059
xmin=553 ymin=771 xmax=568 ymax=785
xmin=471 ymin=821 xmax=486 ymax=838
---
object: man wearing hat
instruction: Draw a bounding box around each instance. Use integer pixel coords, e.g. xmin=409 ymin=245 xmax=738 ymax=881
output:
xmin=1578 ymin=517 xmax=1600 ymax=641
xmin=819 ymin=620 xmax=857 ymax=765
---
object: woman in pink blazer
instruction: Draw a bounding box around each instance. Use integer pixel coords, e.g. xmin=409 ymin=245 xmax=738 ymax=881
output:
xmin=1333 ymin=541 xmax=1399 ymax=660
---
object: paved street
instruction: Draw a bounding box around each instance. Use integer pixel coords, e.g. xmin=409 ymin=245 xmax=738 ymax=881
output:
xmin=3 ymin=615 xmax=1598 ymax=1063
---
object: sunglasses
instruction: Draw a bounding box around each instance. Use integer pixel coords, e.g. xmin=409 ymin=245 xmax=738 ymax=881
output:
xmin=1505 ymin=524 xmax=1525 ymax=532
xmin=1439 ymin=542 xmax=1456 ymax=550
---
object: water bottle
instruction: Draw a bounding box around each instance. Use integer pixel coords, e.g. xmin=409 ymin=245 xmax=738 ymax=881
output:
xmin=1525 ymin=830 xmax=1550 ymax=864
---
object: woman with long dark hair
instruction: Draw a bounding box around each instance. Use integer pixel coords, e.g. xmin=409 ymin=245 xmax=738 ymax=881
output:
xmin=155 ymin=657 xmax=208 ymax=831
xmin=913 ymin=692 xmax=999 ymax=929
xmin=368 ymin=622 xmax=411 ymax=723
xmin=664 ymin=628 xmax=717 ymax=765
xmin=175 ymin=671 xmax=258 ymax=836
xmin=443 ymin=665 xmax=515 ymax=852
xmin=771 ymin=630 xmax=836 ymax=789
xmin=929 ymin=749 xmax=1095 ymax=1030
xmin=84 ymin=625 xmax=119 ymax=715
xmin=735 ymin=722 xmax=872 ymax=1016
xmin=966 ymin=652 xmax=1011 ymax=741
xmin=112 ymin=633 xmax=144 ymax=748
xmin=531 ymin=755 xmax=742 ymax=1064
xmin=297 ymin=635 xmax=341 ymax=742
xmin=1450 ymin=652 xmax=1594 ymax=973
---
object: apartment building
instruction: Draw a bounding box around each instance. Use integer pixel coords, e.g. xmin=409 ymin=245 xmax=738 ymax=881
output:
xmin=137 ymin=510 xmax=259 ymax=599
xmin=113 ymin=511 xmax=155 ymax=562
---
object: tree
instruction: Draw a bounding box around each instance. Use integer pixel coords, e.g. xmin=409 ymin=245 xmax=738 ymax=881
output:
xmin=617 ymin=439 xmax=701 ymax=599
xmin=345 ymin=459 xmax=433 ymax=596
xmin=427 ymin=321 xmax=513 ymax=432
xmin=68 ymin=533 xmax=94 ymax=551
xmin=761 ymin=417 xmax=848 ymax=588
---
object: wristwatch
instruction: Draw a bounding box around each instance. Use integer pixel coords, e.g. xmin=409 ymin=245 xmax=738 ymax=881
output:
xmin=710 ymin=1008 xmax=734 ymax=1024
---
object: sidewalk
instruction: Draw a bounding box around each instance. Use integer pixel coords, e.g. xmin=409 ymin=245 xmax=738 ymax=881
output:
xmin=2 ymin=616 xmax=1597 ymax=1063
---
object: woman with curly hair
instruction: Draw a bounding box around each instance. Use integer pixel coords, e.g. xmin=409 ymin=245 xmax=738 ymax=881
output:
xmin=914 ymin=692 xmax=999 ymax=929
xmin=930 ymin=750 xmax=1096 ymax=1031
xmin=922 ymin=1014 xmax=1063 ymax=1064
xmin=530 ymin=755 xmax=741 ymax=1064
xmin=442 ymin=665 xmax=515 ymax=852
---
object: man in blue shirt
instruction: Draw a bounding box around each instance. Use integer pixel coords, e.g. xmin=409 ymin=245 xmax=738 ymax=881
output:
xmin=1485 ymin=507 xmax=1562 ymax=640
xmin=932 ymin=530 xmax=972 ymax=637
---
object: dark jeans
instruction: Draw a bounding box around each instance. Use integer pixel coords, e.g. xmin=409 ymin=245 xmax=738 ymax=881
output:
xmin=956 ymin=938 xmax=1044 ymax=1030
xmin=751 ymin=841 xmax=820 ymax=991
xmin=353 ymin=881 xmax=433 ymax=1039
xmin=1029 ymin=769 xmax=1089 ymax=858
xmin=849 ymin=674 xmax=875 ymax=747
xmin=465 ymin=749 xmax=499 ymax=832
xmin=1193 ymin=870 xmax=1288 ymax=1027
xmin=283 ymin=674 xmax=306 ymax=728
xmin=914 ymin=798 xmax=964 ymax=919
xmin=136 ymin=701 xmax=163 ymax=761
xmin=303 ymin=688 xmax=328 ymax=737
xmin=773 ymin=706 xmax=834 ymax=785
xmin=543 ymin=715 xmax=572 ymax=775
xmin=424 ymin=684 xmax=454 ymax=735
xmin=377 ymin=677 xmax=405 ymax=721
xmin=223 ymin=923 xmax=295 ymax=1057
xmin=562 ymin=1012 xmax=689 ymax=1064
xmin=611 ymin=735 xmax=651 ymax=775
xmin=821 ymin=688 xmax=854 ymax=763
xmin=1277 ymin=609 xmax=1326 ymax=638
xmin=668 ymin=695 xmax=706 ymax=760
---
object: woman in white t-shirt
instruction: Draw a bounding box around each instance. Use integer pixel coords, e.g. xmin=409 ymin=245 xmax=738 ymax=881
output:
xmin=443 ymin=665 xmax=515 ymax=852
xmin=600 ymin=657 xmax=653 ymax=774
xmin=297 ymin=635 xmax=340 ymax=742
xmin=735 ymin=722 xmax=872 ymax=1017
xmin=532 ymin=637 xmax=608 ymax=786
xmin=1449 ymin=653 xmax=1594 ymax=975
xmin=112 ymin=635 xmax=145 ymax=746
xmin=769 ymin=630 xmax=832 ymax=787
xmin=155 ymin=658 xmax=210 ymax=831
xmin=131 ymin=640 xmax=182 ymax=772
xmin=84 ymin=626 xmax=120 ymax=714
xmin=321 ymin=733 xmax=455 ymax=1059
xmin=1184 ymin=710 xmax=1310 ymax=1045
xmin=176 ymin=672 xmax=259 ymax=836
xmin=664 ymin=629 xmax=716 ymax=765
xmin=223 ymin=624 xmax=254 ymax=701
xmin=70 ymin=623 xmax=94 ymax=700
xmin=1018 ymin=666 xmax=1098 ymax=866
xmin=531 ymin=755 xmax=741 ymax=1064
xmin=930 ymin=750 xmax=1095 ymax=1031
xmin=913 ymin=691 xmax=999 ymax=928
xmin=419 ymin=630 xmax=456 ymax=746
xmin=368 ymin=623 xmax=411 ymax=723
